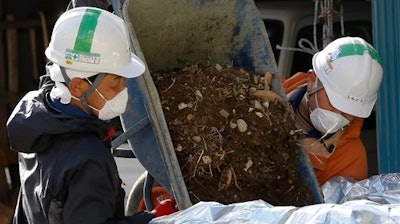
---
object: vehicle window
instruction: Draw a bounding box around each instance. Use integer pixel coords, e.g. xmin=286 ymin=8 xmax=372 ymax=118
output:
xmin=290 ymin=21 xmax=372 ymax=75
xmin=263 ymin=19 xmax=284 ymax=62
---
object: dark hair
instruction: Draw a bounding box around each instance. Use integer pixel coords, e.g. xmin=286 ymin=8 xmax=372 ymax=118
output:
xmin=86 ymin=74 xmax=99 ymax=84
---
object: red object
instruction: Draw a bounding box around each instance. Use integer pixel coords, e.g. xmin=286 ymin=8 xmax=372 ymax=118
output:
xmin=151 ymin=199 xmax=177 ymax=217
xmin=137 ymin=186 xmax=172 ymax=212
xmin=102 ymin=128 xmax=116 ymax=142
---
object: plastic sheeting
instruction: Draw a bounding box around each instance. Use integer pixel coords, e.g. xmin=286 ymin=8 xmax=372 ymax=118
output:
xmin=150 ymin=174 xmax=400 ymax=224
xmin=323 ymin=173 xmax=400 ymax=204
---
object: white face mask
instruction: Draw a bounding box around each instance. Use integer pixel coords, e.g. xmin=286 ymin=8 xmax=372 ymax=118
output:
xmin=309 ymin=92 xmax=350 ymax=134
xmin=90 ymin=88 xmax=129 ymax=121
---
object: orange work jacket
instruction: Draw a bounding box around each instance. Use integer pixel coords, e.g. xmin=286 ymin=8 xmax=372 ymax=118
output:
xmin=283 ymin=72 xmax=368 ymax=185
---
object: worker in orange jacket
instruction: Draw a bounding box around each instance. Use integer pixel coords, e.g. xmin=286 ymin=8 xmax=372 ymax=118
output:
xmin=285 ymin=36 xmax=384 ymax=184
xmin=254 ymin=37 xmax=383 ymax=185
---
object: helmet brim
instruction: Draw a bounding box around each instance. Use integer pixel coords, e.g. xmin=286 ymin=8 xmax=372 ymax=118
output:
xmin=47 ymin=63 xmax=98 ymax=82
xmin=114 ymin=53 xmax=146 ymax=78
xmin=324 ymin=84 xmax=376 ymax=118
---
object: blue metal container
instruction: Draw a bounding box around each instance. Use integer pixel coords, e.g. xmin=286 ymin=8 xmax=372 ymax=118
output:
xmin=118 ymin=0 xmax=322 ymax=209
xmin=372 ymin=0 xmax=400 ymax=174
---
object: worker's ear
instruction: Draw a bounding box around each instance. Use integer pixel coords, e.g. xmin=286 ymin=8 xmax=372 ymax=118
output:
xmin=307 ymin=70 xmax=317 ymax=93
xmin=69 ymin=78 xmax=89 ymax=97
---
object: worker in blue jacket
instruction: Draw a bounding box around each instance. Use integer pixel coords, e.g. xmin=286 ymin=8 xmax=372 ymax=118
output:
xmin=7 ymin=7 xmax=176 ymax=223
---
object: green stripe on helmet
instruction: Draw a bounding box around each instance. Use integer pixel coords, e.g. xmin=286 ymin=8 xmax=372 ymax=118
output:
xmin=330 ymin=43 xmax=383 ymax=66
xmin=74 ymin=8 xmax=102 ymax=52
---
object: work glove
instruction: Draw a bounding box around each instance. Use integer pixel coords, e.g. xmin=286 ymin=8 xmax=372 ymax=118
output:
xmin=151 ymin=199 xmax=177 ymax=217
xmin=249 ymin=72 xmax=280 ymax=102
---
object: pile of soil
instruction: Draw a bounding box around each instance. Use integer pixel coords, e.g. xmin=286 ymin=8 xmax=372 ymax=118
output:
xmin=153 ymin=64 xmax=314 ymax=206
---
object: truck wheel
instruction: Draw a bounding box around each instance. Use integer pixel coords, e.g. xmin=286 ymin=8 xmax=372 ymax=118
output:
xmin=125 ymin=171 xmax=146 ymax=215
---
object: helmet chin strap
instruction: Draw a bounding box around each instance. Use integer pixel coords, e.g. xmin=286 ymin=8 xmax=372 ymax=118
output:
xmin=59 ymin=66 xmax=105 ymax=115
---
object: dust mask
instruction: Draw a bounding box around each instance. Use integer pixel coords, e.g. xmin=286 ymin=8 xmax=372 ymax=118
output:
xmin=90 ymin=88 xmax=129 ymax=121
xmin=309 ymin=92 xmax=350 ymax=134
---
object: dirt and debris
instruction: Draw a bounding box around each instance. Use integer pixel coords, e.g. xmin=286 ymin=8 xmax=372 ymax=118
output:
xmin=153 ymin=64 xmax=315 ymax=206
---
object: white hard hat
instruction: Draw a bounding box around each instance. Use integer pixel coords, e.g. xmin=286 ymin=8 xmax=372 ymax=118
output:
xmin=45 ymin=7 xmax=145 ymax=80
xmin=312 ymin=37 xmax=383 ymax=118
xmin=46 ymin=62 xmax=97 ymax=82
